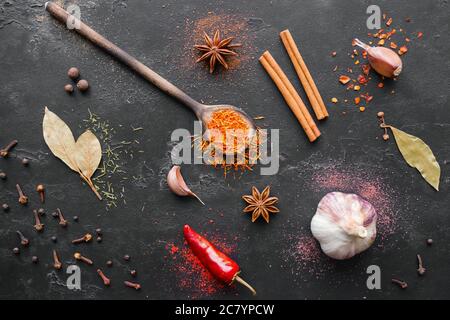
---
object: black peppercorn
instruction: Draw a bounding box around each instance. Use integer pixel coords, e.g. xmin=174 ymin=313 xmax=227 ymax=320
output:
xmin=95 ymin=228 xmax=102 ymax=235
xmin=106 ymin=260 xmax=113 ymax=267
xmin=22 ymin=158 xmax=29 ymax=166
xmin=67 ymin=67 xmax=80 ymax=79
xmin=426 ymin=238 xmax=433 ymax=246
xmin=32 ymin=256 xmax=39 ymax=263
xmin=96 ymin=236 xmax=102 ymax=243
xmin=77 ymin=79 xmax=89 ymax=91
xmin=2 ymin=203 xmax=9 ymax=212
xmin=73 ymin=216 xmax=79 ymax=222
xmin=130 ymin=270 xmax=137 ymax=277
xmin=64 ymin=84 xmax=74 ymax=93
xmin=0 ymin=172 xmax=6 ymax=180
xmin=38 ymin=208 xmax=45 ymax=216
xmin=51 ymin=236 xmax=57 ymax=243
xmin=123 ymin=255 xmax=130 ymax=261
xmin=51 ymin=211 xmax=59 ymax=218
xmin=13 ymin=247 xmax=20 ymax=255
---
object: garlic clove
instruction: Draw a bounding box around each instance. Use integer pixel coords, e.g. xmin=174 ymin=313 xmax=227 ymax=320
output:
xmin=354 ymin=38 xmax=402 ymax=78
xmin=367 ymin=46 xmax=402 ymax=78
xmin=167 ymin=166 xmax=205 ymax=205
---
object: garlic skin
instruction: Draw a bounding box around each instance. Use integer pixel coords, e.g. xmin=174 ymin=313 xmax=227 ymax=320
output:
xmin=354 ymin=38 xmax=402 ymax=78
xmin=311 ymin=192 xmax=377 ymax=260
xmin=167 ymin=166 xmax=205 ymax=205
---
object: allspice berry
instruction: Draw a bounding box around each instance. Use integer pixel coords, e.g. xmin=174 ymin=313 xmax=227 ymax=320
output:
xmin=67 ymin=67 xmax=80 ymax=79
xmin=64 ymin=84 xmax=74 ymax=93
xmin=13 ymin=247 xmax=20 ymax=255
xmin=77 ymin=79 xmax=89 ymax=92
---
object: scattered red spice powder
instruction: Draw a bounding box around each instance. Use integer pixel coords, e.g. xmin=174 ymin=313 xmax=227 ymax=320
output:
xmin=310 ymin=166 xmax=398 ymax=240
xmin=177 ymin=12 xmax=257 ymax=79
xmin=166 ymin=233 xmax=238 ymax=298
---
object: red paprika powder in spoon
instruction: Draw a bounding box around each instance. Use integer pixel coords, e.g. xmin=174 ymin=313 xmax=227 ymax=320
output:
xmin=183 ymin=225 xmax=257 ymax=295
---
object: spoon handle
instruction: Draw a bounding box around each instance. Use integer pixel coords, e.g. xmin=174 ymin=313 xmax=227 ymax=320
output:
xmin=45 ymin=2 xmax=204 ymax=115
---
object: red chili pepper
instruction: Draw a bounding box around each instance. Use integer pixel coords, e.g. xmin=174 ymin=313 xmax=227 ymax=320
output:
xmin=183 ymin=225 xmax=256 ymax=295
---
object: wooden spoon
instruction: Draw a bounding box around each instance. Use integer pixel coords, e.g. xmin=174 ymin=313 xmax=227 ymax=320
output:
xmin=45 ymin=2 xmax=256 ymax=155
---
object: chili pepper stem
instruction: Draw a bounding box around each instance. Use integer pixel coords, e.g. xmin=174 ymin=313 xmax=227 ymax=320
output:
xmin=234 ymin=275 xmax=257 ymax=296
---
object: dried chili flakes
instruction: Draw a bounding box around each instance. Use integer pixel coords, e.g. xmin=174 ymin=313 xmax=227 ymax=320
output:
xmin=354 ymin=97 xmax=361 ymax=105
xmin=398 ymin=46 xmax=408 ymax=55
xmin=362 ymin=64 xmax=371 ymax=75
xmin=354 ymin=85 xmax=361 ymax=91
xmin=360 ymin=93 xmax=373 ymax=104
xmin=378 ymin=39 xmax=385 ymax=46
xmin=359 ymin=106 xmax=366 ymax=112
xmin=339 ymin=75 xmax=351 ymax=85
xmin=378 ymin=82 xmax=384 ymax=88
xmin=386 ymin=17 xmax=393 ymax=26
xmin=357 ymin=75 xmax=368 ymax=85
xmin=417 ymin=32 xmax=423 ymax=38
xmin=390 ymin=42 xmax=398 ymax=49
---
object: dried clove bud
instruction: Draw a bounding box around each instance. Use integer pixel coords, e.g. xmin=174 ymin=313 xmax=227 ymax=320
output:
xmin=417 ymin=254 xmax=426 ymax=276
xmin=33 ymin=209 xmax=44 ymax=232
xmin=97 ymin=269 xmax=111 ymax=286
xmin=167 ymin=166 xmax=204 ymax=205
xmin=74 ymin=252 xmax=93 ymax=265
xmin=56 ymin=208 xmax=68 ymax=227
xmin=16 ymin=231 xmax=29 ymax=246
xmin=391 ymin=278 xmax=408 ymax=289
xmin=16 ymin=184 xmax=28 ymax=205
xmin=0 ymin=140 xmax=18 ymax=158
xmin=53 ymin=249 xmax=62 ymax=270
xmin=36 ymin=184 xmax=45 ymax=203
xmin=72 ymin=233 xmax=93 ymax=244
xmin=124 ymin=281 xmax=141 ymax=290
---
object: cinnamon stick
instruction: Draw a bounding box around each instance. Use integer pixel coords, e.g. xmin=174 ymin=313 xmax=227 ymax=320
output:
xmin=262 ymin=51 xmax=320 ymax=138
xmin=259 ymin=51 xmax=319 ymax=142
xmin=280 ymin=29 xmax=328 ymax=120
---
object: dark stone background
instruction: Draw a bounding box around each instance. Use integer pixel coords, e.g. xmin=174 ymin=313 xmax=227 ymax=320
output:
xmin=0 ymin=0 xmax=449 ymax=299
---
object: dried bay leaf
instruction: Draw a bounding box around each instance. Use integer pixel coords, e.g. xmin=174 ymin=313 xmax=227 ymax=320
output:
xmin=389 ymin=126 xmax=440 ymax=191
xmin=74 ymin=130 xmax=102 ymax=179
xmin=43 ymin=107 xmax=78 ymax=172
xmin=42 ymin=107 xmax=102 ymax=200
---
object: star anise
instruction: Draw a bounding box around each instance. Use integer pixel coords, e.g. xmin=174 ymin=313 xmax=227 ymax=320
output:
xmin=194 ymin=30 xmax=241 ymax=73
xmin=242 ymin=186 xmax=279 ymax=223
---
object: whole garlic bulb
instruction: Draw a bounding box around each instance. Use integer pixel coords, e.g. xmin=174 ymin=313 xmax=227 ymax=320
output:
xmin=311 ymin=192 xmax=377 ymax=260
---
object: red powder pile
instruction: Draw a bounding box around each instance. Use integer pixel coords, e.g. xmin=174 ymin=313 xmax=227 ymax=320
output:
xmin=178 ymin=12 xmax=258 ymax=78
xmin=165 ymin=234 xmax=237 ymax=299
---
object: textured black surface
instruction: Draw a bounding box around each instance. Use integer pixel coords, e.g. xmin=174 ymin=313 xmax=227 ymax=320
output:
xmin=0 ymin=0 xmax=449 ymax=300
